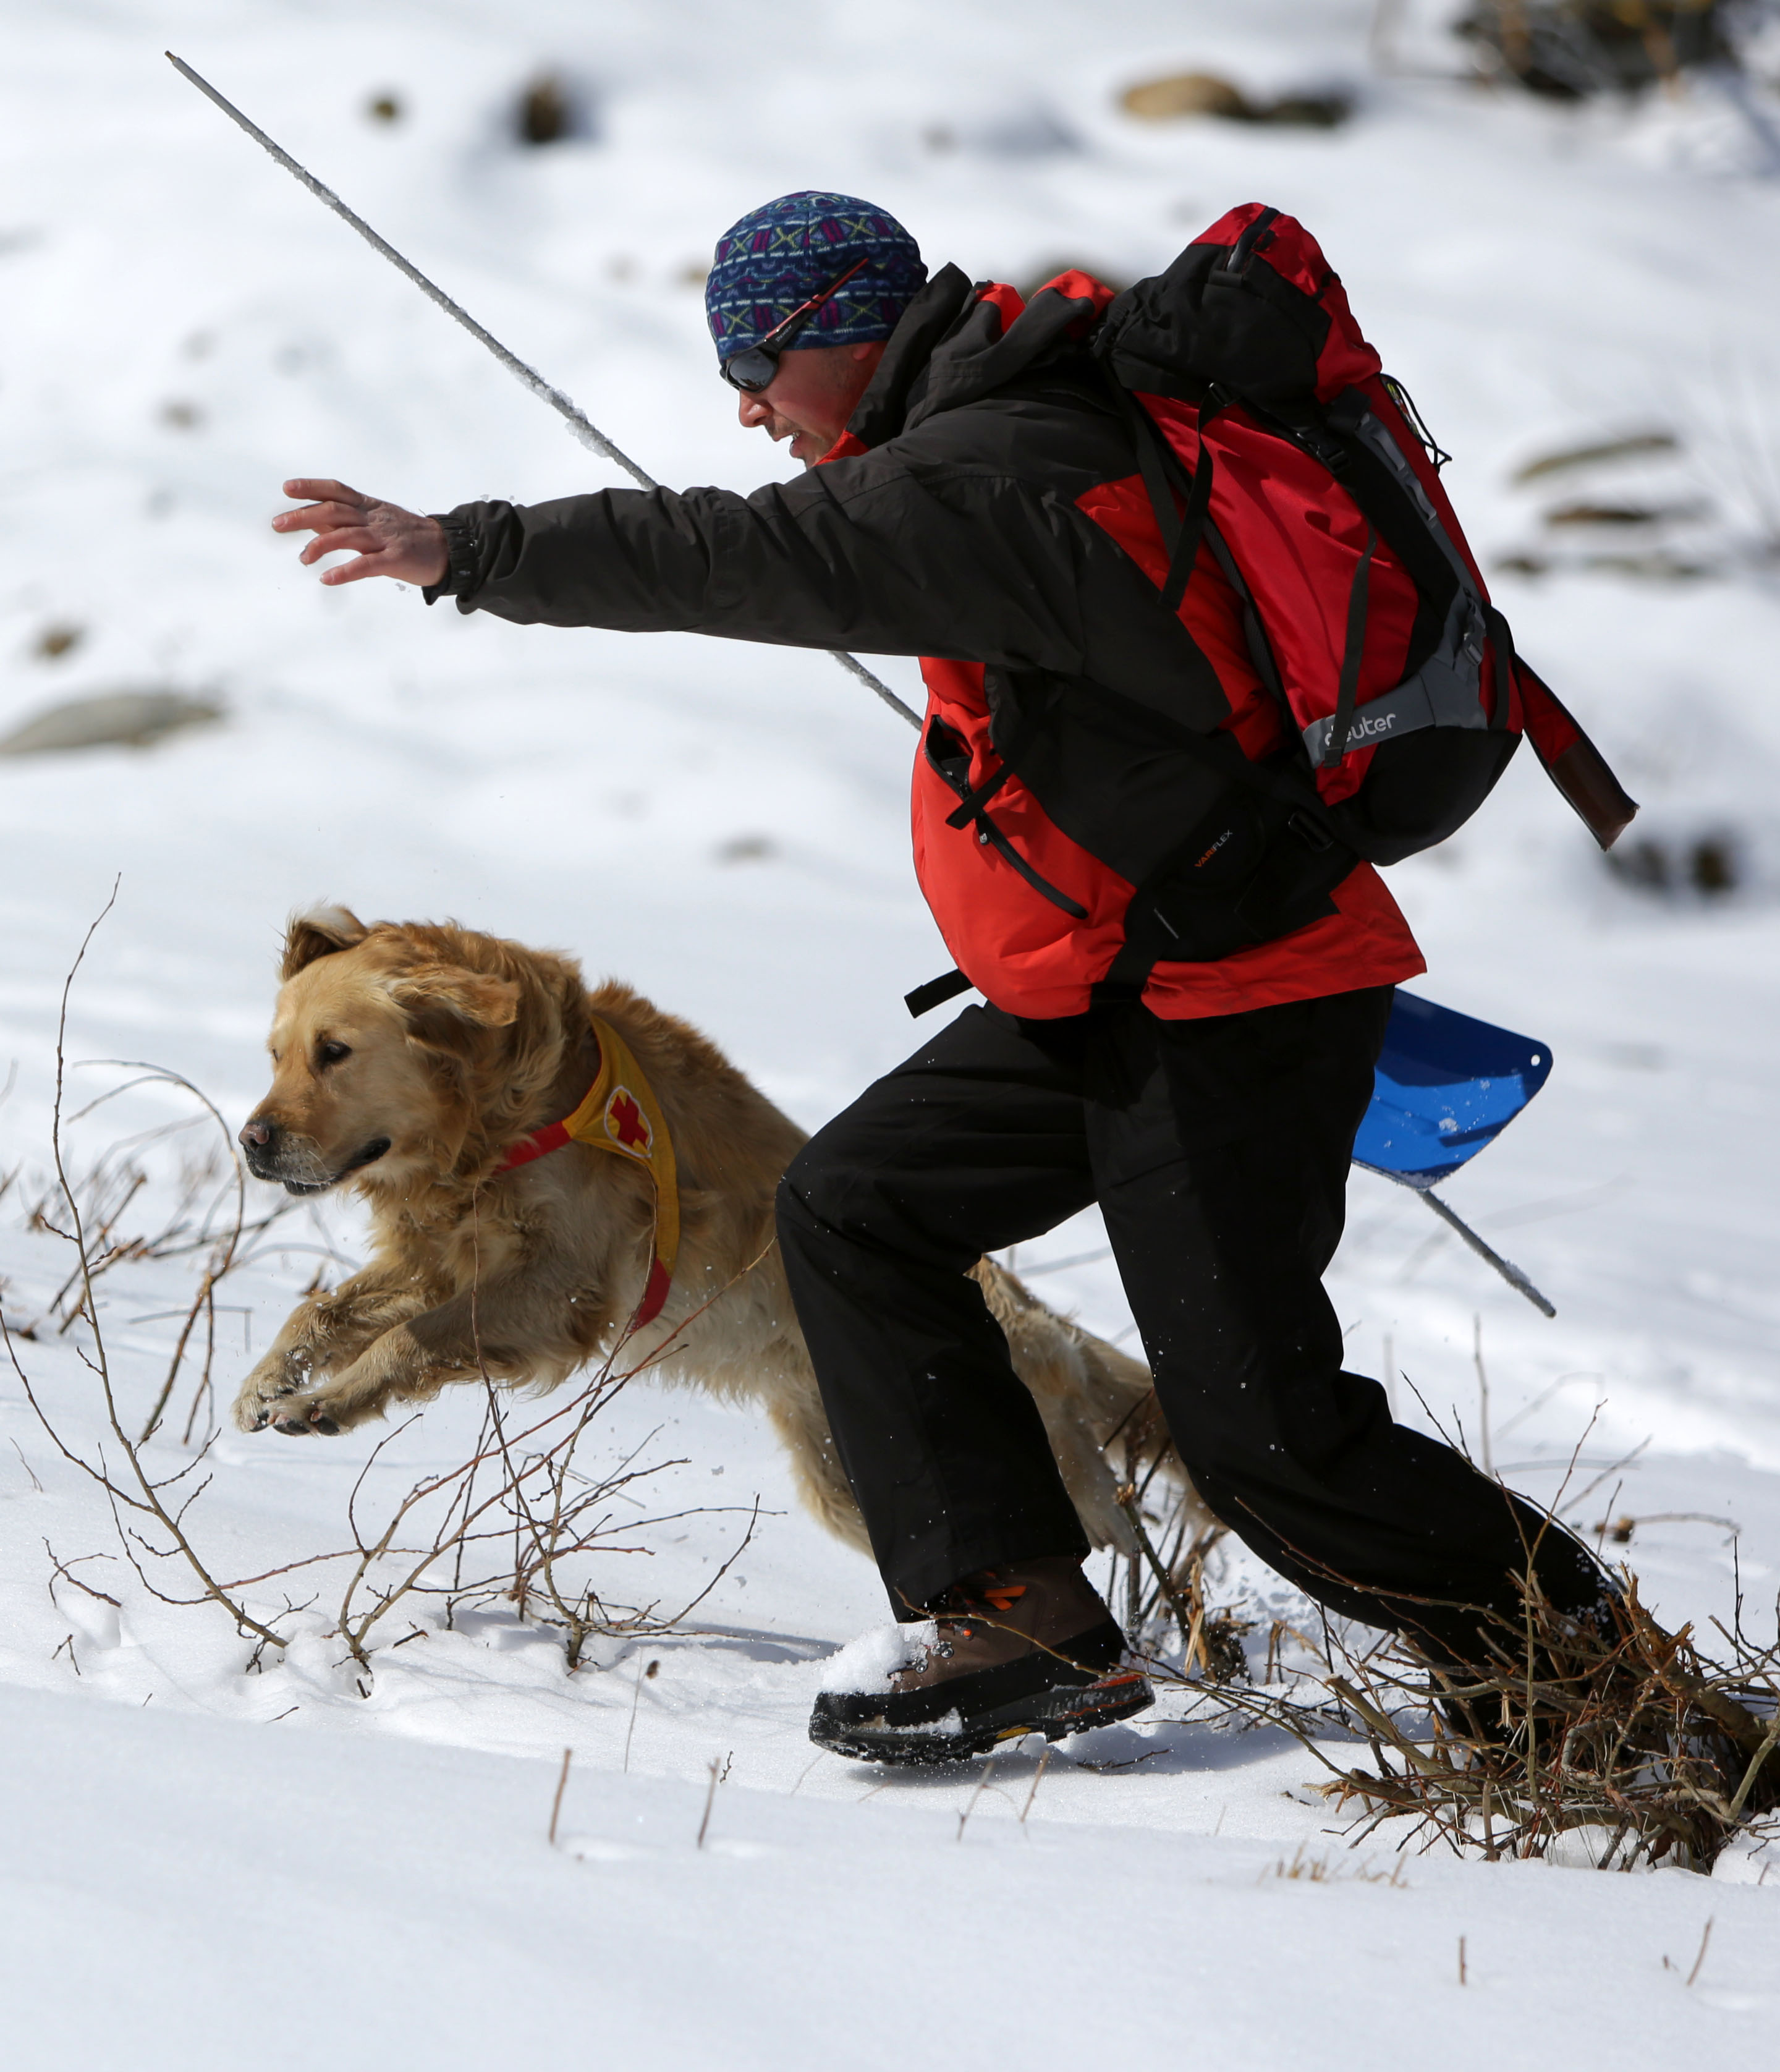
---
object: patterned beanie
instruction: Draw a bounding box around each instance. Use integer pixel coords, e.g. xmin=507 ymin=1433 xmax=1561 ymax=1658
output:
xmin=705 ymin=191 xmax=926 ymax=365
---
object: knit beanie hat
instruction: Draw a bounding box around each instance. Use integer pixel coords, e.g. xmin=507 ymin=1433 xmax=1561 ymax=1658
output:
xmin=705 ymin=191 xmax=926 ymax=365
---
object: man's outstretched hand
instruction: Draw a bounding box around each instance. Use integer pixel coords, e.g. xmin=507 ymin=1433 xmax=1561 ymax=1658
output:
xmin=274 ymin=480 xmax=450 ymax=588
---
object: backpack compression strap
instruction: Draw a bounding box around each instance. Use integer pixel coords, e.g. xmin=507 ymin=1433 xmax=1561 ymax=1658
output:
xmin=1514 ymin=661 xmax=1638 ymax=849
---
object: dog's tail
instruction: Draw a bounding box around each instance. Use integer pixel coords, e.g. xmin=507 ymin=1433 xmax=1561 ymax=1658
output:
xmin=970 ymin=1258 xmax=1210 ymax=1554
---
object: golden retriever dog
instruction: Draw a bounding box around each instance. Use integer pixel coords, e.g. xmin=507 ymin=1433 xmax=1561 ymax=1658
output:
xmin=232 ymin=907 xmax=1199 ymax=1556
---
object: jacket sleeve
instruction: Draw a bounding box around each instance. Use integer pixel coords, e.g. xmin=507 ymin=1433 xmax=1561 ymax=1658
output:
xmin=426 ymin=428 xmax=1167 ymax=681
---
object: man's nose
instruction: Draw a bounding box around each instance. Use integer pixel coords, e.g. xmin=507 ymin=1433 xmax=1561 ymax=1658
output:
xmin=240 ymin=1116 xmax=278 ymax=1150
xmin=737 ymin=393 xmax=771 ymax=428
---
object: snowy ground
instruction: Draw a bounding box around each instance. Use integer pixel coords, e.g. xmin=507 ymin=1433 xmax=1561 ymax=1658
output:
xmin=3 ymin=1 xmax=1780 ymax=2063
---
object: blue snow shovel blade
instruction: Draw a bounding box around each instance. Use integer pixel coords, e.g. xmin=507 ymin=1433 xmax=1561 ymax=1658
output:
xmin=1354 ymin=991 xmax=1553 ymax=1192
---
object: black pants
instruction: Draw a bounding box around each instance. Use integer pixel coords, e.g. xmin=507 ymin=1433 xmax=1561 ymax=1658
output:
xmin=775 ymin=988 xmax=1604 ymax=1662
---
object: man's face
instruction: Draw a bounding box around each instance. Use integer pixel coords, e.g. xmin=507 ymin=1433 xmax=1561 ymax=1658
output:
xmin=735 ymin=339 xmax=886 ymax=464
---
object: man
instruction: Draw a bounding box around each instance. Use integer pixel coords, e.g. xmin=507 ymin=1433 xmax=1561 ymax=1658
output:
xmin=275 ymin=190 xmax=1609 ymax=1762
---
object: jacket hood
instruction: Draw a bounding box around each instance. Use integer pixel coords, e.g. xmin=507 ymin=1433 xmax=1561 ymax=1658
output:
xmin=846 ymin=264 xmax=1117 ymax=449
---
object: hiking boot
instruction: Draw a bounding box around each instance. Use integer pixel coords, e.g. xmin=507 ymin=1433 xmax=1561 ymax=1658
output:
xmin=808 ymin=1555 xmax=1153 ymax=1765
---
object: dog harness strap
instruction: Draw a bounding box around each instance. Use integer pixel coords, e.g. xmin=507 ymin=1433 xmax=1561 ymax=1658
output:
xmin=499 ymin=1118 xmax=574 ymax=1165
xmin=493 ymin=1017 xmax=681 ymax=1328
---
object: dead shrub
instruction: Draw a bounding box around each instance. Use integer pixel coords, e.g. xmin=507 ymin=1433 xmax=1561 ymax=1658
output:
xmin=1457 ymin=2 xmax=1736 ymax=98
xmin=1135 ymin=1522 xmax=1778 ymax=1870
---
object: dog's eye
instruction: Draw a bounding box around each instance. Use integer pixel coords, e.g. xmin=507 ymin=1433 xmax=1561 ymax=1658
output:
xmin=316 ymin=1040 xmax=352 ymax=1069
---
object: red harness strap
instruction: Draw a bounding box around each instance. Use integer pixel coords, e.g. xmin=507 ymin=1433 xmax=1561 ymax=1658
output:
xmin=496 ymin=1117 xmax=575 ymax=1170
xmin=493 ymin=1019 xmax=680 ymax=1328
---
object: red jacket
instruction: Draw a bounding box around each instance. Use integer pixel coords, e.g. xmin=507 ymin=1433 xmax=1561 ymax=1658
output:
xmin=433 ymin=245 xmax=1431 ymax=1021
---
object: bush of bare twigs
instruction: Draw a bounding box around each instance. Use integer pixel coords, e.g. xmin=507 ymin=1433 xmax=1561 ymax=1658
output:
xmin=1457 ymin=2 xmax=1737 ymax=98
xmin=1 ymin=901 xmax=756 ymax=1689
xmin=1112 ymin=1453 xmax=1780 ymax=1872
xmin=1310 ymin=1574 xmax=1780 ymax=1869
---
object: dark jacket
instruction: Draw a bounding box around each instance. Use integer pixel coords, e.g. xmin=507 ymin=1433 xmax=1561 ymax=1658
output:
xmin=428 ymin=265 xmax=1422 ymax=1019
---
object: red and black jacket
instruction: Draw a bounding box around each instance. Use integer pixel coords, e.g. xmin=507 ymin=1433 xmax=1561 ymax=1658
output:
xmin=427 ymin=258 xmax=1426 ymax=1019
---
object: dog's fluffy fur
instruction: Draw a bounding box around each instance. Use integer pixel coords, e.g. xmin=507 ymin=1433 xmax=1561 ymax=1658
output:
xmin=232 ymin=909 xmax=1198 ymax=1555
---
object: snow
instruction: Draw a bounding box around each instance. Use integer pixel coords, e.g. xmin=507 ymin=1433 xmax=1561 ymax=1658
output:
xmin=816 ymin=1619 xmax=934 ymax=1694
xmin=6 ymin=1677 xmax=1770 ymax=2071
xmin=2 ymin=0 xmax=1779 ymax=2062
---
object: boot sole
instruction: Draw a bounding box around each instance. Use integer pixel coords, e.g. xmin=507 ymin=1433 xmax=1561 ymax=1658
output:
xmin=809 ymin=1666 xmax=1155 ymax=1767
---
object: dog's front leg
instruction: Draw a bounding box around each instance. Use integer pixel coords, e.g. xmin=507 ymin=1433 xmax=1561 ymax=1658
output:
xmin=256 ymin=1263 xmax=612 ymax=1435
xmin=234 ymin=1266 xmax=433 ymax=1433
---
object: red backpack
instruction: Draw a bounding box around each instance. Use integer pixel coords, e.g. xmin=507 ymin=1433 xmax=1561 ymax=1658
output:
xmin=1091 ymin=203 xmax=1636 ymax=865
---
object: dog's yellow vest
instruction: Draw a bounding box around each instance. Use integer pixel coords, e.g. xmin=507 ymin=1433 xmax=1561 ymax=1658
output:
xmin=494 ymin=1016 xmax=680 ymax=1327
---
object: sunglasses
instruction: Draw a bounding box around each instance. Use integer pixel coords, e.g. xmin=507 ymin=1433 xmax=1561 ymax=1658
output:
xmin=720 ymin=254 xmax=871 ymax=393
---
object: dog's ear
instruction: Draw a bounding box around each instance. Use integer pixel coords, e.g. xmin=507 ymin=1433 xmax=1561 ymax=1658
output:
xmin=385 ymin=964 xmax=522 ymax=1051
xmin=282 ymin=905 xmax=370 ymax=981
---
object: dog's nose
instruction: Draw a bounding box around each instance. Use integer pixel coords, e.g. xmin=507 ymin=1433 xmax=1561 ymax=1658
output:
xmin=240 ymin=1117 xmax=277 ymax=1150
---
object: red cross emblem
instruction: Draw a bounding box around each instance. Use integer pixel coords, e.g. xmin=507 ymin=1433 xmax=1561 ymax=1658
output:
xmin=605 ymin=1087 xmax=652 ymax=1153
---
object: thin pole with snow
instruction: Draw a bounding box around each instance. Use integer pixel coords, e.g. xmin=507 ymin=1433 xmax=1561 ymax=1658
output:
xmin=163 ymin=52 xmax=922 ymax=732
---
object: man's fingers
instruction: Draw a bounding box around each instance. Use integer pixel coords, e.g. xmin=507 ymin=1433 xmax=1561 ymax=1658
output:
xmin=297 ymin=526 xmax=383 ymax=567
xmin=282 ymin=478 xmax=364 ymax=505
xmin=274 ymin=500 xmax=364 ymax=535
xmin=274 ymin=482 xmax=442 ymax=586
xmin=318 ymin=555 xmax=384 ymax=587
xmin=274 ymin=480 xmax=368 ymax=532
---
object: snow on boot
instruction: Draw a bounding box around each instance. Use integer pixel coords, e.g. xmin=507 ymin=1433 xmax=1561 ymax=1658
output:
xmin=808 ymin=1556 xmax=1153 ymax=1765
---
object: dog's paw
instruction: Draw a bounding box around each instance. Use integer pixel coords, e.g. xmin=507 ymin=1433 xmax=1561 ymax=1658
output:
xmin=265 ymin=1395 xmax=342 ymax=1438
xmin=232 ymin=1356 xmax=320 ymax=1435
xmin=236 ymin=1377 xmax=345 ymax=1437
xmin=237 ymin=1333 xmax=411 ymax=1437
